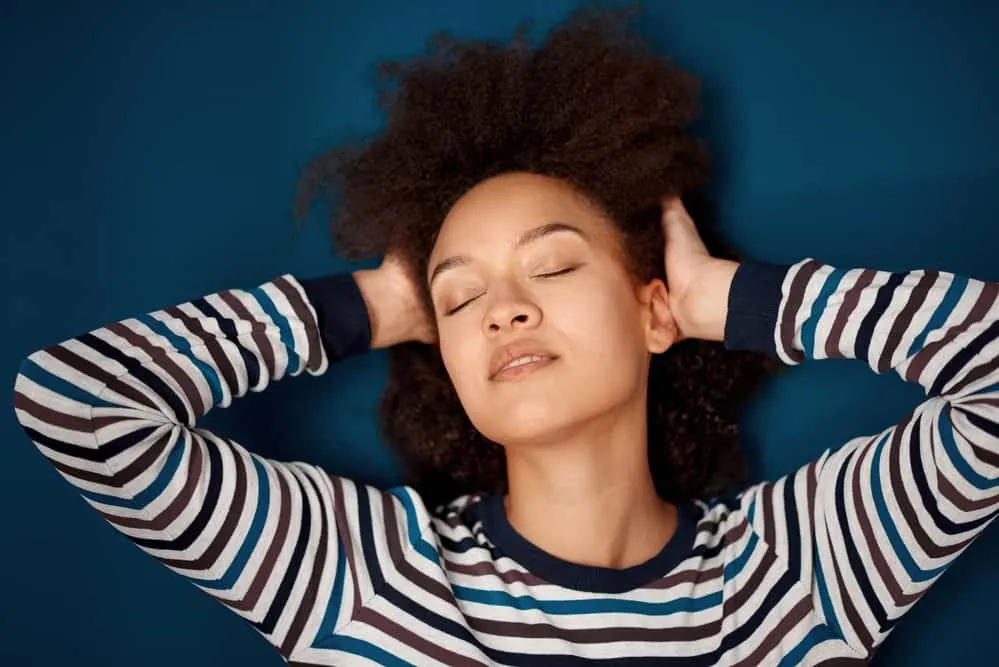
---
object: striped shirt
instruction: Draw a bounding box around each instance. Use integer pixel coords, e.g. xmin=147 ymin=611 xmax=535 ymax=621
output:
xmin=12 ymin=258 xmax=999 ymax=666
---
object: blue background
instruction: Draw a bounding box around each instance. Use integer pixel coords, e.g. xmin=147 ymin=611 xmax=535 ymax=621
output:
xmin=3 ymin=1 xmax=998 ymax=665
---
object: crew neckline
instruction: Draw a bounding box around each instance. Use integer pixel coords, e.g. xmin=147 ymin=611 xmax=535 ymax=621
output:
xmin=478 ymin=494 xmax=701 ymax=594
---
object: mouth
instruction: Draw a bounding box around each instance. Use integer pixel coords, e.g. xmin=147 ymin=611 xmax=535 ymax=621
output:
xmin=490 ymin=354 xmax=558 ymax=382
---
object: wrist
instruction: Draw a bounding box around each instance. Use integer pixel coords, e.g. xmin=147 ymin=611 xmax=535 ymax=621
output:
xmin=679 ymin=258 xmax=739 ymax=342
xmin=352 ymin=267 xmax=421 ymax=349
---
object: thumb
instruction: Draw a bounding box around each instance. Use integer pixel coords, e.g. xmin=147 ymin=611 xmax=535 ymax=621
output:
xmin=661 ymin=197 xmax=707 ymax=255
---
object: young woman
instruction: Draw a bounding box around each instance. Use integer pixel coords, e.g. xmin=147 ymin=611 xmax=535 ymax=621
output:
xmin=13 ymin=8 xmax=999 ymax=666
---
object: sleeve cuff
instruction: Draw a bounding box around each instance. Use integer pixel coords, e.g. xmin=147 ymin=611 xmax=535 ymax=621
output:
xmin=723 ymin=261 xmax=790 ymax=357
xmin=299 ymin=273 xmax=372 ymax=362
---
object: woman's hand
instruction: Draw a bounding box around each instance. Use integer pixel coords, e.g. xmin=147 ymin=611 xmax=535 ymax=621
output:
xmin=353 ymin=253 xmax=436 ymax=348
xmin=661 ymin=197 xmax=739 ymax=342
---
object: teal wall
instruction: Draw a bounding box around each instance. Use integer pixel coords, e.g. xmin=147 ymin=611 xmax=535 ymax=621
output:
xmin=3 ymin=1 xmax=997 ymax=665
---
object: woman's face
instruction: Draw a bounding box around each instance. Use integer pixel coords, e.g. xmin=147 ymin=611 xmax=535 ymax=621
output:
xmin=427 ymin=172 xmax=674 ymax=447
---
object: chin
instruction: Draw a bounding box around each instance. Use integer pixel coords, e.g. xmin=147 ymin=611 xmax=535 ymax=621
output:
xmin=472 ymin=397 xmax=585 ymax=447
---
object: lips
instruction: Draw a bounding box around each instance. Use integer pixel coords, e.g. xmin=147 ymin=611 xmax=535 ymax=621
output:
xmin=488 ymin=340 xmax=559 ymax=381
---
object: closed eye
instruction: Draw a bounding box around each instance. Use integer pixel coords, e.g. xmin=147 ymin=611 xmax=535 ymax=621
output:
xmin=444 ymin=294 xmax=483 ymax=316
xmin=534 ymin=266 xmax=579 ymax=279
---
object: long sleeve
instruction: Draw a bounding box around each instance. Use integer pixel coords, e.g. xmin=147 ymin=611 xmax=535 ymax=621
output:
xmin=727 ymin=259 xmax=999 ymax=657
xmin=11 ymin=272 xmax=406 ymax=662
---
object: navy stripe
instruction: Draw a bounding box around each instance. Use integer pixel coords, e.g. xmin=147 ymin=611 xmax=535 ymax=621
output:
xmin=131 ymin=435 xmax=224 ymax=551
xmin=855 ymin=272 xmax=906 ymax=363
xmin=930 ymin=319 xmax=999 ymax=397
xmin=79 ymin=332 xmax=193 ymax=426
xmin=907 ymin=414 xmax=993 ymax=536
xmin=24 ymin=423 xmax=158 ymax=464
xmin=255 ymin=469 xmax=313 ymax=635
xmin=192 ymin=297 xmax=262 ymax=389
xmin=782 ymin=476 xmax=803 ymax=579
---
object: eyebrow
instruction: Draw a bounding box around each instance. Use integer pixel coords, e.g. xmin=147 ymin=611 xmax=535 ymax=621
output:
xmin=428 ymin=222 xmax=588 ymax=286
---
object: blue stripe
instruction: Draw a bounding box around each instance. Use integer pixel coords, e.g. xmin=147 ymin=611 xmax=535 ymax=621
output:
xmin=813 ymin=555 xmax=843 ymax=639
xmin=451 ymin=584 xmax=722 ymax=615
xmin=907 ymin=274 xmax=967 ymax=357
xmin=723 ymin=530 xmax=758 ymax=582
xmin=939 ymin=408 xmax=999 ymax=490
xmin=19 ymin=358 xmax=118 ymax=409
xmin=870 ymin=431 xmax=949 ymax=583
xmin=777 ymin=623 xmax=840 ymax=667
xmin=312 ymin=635 xmax=412 ymax=666
xmin=800 ymin=267 xmax=845 ymax=358
xmin=79 ymin=431 xmax=187 ymax=508
xmin=314 ymin=533 xmax=348 ymax=644
xmin=389 ymin=487 xmax=441 ymax=565
xmin=248 ymin=286 xmax=303 ymax=375
xmin=138 ymin=313 xmax=223 ymax=407
xmin=195 ymin=456 xmax=271 ymax=590
xmin=834 ymin=446 xmax=887 ymax=629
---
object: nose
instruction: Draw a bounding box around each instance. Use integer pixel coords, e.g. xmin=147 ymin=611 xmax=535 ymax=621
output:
xmin=482 ymin=285 xmax=542 ymax=335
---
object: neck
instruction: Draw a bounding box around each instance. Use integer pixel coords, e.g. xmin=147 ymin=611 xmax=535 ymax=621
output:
xmin=502 ymin=396 xmax=677 ymax=570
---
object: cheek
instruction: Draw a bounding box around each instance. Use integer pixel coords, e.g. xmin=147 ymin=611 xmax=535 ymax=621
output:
xmin=438 ymin=327 xmax=481 ymax=396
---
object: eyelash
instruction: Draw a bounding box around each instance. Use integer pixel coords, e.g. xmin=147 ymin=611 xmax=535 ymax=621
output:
xmin=443 ymin=266 xmax=579 ymax=316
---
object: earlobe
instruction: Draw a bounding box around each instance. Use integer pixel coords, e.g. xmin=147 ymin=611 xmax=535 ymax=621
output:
xmin=641 ymin=279 xmax=678 ymax=354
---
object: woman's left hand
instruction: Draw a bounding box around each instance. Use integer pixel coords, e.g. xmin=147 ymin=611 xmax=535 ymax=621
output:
xmin=660 ymin=197 xmax=739 ymax=342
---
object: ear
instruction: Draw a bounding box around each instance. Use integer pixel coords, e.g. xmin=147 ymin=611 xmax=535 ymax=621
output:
xmin=636 ymin=278 xmax=678 ymax=354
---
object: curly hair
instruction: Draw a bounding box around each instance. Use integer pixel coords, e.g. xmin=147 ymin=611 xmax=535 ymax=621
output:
xmin=296 ymin=4 xmax=777 ymax=509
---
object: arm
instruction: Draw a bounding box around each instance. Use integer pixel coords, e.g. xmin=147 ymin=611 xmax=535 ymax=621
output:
xmin=727 ymin=259 xmax=999 ymax=656
xmin=11 ymin=270 xmax=416 ymax=660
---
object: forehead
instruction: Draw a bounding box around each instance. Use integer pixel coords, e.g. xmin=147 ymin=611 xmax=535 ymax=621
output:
xmin=431 ymin=172 xmax=614 ymax=260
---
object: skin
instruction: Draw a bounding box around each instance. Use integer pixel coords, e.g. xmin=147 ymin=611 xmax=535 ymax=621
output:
xmin=354 ymin=172 xmax=738 ymax=569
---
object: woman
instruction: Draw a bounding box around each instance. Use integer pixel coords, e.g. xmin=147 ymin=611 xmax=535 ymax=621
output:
xmin=13 ymin=8 xmax=999 ymax=666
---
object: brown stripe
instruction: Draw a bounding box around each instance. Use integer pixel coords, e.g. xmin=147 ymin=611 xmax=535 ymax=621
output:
xmin=731 ymin=595 xmax=813 ymax=667
xmin=457 ymin=522 xmax=750 ymax=645
xmin=443 ymin=559 xmax=548 ymax=586
xmin=355 ymin=604 xmax=487 ymax=666
xmin=826 ymin=269 xmax=876 ymax=360
xmin=903 ymin=278 xmax=994 ymax=386
xmin=165 ymin=305 xmax=240 ymax=397
xmin=273 ymin=276 xmax=324 ymax=373
xmin=281 ymin=468 xmax=331 ymax=658
xmin=465 ymin=603 xmax=722 ymax=644
xmin=969 ymin=439 xmax=999 ymax=469
xmin=104 ymin=432 xmax=204 ymax=530
xmin=849 ymin=432 xmax=920 ymax=609
xmin=106 ymin=321 xmax=207 ymax=421
xmin=45 ymin=345 xmax=157 ymax=411
xmin=887 ymin=418 xmax=954 ymax=560
xmin=813 ymin=657 xmax=870 ymax=666
xmin=375 ymin=493 xmax=485 ymax=666
xmin=828 ymin=530 xmax=872 ymax=650
xmin=806 ymin=460 xmax=818 ymax=578
xmin=724 ymin=535 xmax=782 ymax=617
xmin=938 ymin=472 xmax=999 ymax=513
xmin=219 ymin=290 xmax=278 ymax=381
xmin=876 ymin=271 xmax=938 ymax=374
xmin=14 ymin=389 xmax=93 ymax=433
xmin=781 ymin=260 xmax=822 ymax=364
xmin=965 ymin=396 xmax=999 ymax=410
xmin=54 ymin=427 xmax=170 ymax=487
xmin=330 ymin=476 xmax=364 ymax=619
xmin=228 ymin=464 xmax=294 ymax=613
xmin=761 ymin=483 xmax=776 ymax=549
xmin=158 ymin=437 xmax=250 ymax=570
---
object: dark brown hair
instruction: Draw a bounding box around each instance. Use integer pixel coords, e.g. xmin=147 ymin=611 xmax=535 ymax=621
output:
xmin=297 ymin=5 xmax=776 ymax=508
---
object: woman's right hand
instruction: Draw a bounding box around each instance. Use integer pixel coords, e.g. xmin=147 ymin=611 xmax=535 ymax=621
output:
xmin=353 ymin=253 xmax=436 ymax=348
